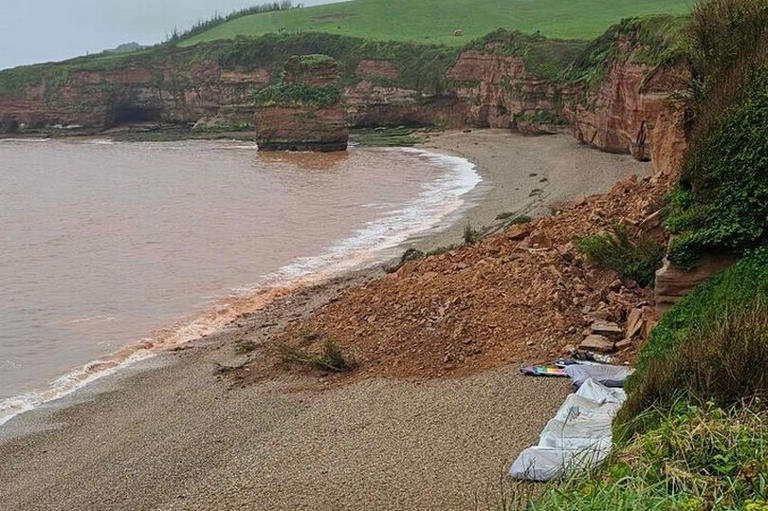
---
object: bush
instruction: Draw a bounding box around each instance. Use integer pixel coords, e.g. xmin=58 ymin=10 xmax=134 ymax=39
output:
xmin=279 ymin=338 xmax=352 ymax=372
xmin=576 ymin=224 xmax=664 ymax=287
xmin=464 ymin=223 xmax=482 ymax=244
xmin=619 ymin=250 xmax=768 ymax=427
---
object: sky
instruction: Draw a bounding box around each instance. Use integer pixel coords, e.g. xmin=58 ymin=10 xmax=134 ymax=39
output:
xmin=0 ymin=0 xmax=340 ymax=70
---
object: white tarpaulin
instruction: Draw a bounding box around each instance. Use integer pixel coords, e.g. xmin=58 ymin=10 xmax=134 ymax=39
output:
xmin=508 ymin=377 xmax=627 ymax=481
xmin=564 ymin=363 xmax=634 ymax=388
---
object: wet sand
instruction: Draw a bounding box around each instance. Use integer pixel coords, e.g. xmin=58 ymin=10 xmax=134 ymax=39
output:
xmin=0 ymin=130 xmax=651 ymax=510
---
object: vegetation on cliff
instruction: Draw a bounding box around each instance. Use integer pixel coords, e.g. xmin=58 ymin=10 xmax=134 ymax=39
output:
xmin=620 ymin=250 xmax=768 ymax=426
xmin=254 ymin=82 xmax=341 ymax=108
xmin=464 ymin=30 xmax=588 ymax=82
xmin=563 ymin=14 xmax=687 ymax=101
xmin=665 ymin=0 xmax=768 ymax=269
xmin=667 ymin=72 xmax=768 ymax=269
xmin=525 ymin=2 xmax=768 ymax=508
xmin=177 ymin=0 xmax=691 ymax=47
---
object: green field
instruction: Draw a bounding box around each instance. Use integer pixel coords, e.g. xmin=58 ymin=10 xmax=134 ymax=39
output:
xmin=179 ymin=0 xmax=692 ymax=47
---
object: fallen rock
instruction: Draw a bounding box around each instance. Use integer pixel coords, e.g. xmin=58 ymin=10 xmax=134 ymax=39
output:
xmin=625 ymin=308 xmax=643 ymax=339
xmin=580 ymin=334 xmax=615 ymax=353
xmin=590 ymin=320 xmax=622 ymax=339
xmin=505 ymin=223 xmax=533 ymax=241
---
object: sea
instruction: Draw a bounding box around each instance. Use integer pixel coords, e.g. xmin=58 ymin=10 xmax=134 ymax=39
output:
xmin=0 ymin=138 xmax=480 ymax=424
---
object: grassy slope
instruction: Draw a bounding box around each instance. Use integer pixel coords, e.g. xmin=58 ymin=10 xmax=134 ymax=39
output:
xmin=179 ymin=0 xmax=691 ymax=47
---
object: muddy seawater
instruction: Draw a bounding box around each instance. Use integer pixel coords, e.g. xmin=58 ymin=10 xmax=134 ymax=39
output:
xmin=0 ymin=138 xmax=480 ymax=423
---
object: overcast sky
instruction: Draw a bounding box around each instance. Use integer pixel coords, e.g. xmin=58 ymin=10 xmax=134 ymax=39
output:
xmin=0 ymin=0 xmax=340 ymax=70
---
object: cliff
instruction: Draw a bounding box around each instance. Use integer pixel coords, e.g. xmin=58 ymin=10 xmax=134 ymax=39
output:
xmin=254 ymin=55 xmax=348 ymax=151
xmin=0 ymin=19 xmax=690 ymax=169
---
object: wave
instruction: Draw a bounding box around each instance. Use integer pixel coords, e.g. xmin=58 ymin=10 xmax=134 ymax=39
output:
xmin=0 ymin=147 xmax=481 ymax=426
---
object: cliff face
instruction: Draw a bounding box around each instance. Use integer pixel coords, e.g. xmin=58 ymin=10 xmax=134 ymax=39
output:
xmin=0 ymin=61 xmax=270 ymax=130
xmin=0 ymin=24 xmax=690 ymax=170
xmin=254 ymin=55 xmax=348 ymax=152
xmin=446 ymin=50 xmax=562 ymax=130
xmin=564 ymin=58 xmax=690 ymax=163
xmin=443 ymin=37 xmax=690 ymax=173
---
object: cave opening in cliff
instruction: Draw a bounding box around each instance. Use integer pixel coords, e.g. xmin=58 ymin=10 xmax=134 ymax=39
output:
xmin=111 ymin=104 xmax=163 ymax=126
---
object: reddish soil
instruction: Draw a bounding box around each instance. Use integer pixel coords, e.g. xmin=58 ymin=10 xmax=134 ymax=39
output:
xmin=239 ymin=173 xmax=672 ymax=384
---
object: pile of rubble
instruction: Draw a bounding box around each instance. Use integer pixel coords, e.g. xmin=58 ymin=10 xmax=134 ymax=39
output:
xmin=268 ymin=175 xmax=669 ymax=380
xmin=574 ymin=306 xmax=655 ymax=362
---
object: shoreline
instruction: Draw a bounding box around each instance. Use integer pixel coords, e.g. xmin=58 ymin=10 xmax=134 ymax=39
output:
xmin=0 ymin=129 xmax=652 ymax=510
xmin=0 ymin=139 xmax=479 ymax=426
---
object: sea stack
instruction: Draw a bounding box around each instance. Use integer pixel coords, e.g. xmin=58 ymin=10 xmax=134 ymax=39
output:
xmin=254 ymin=54 xmax=348 ymax=152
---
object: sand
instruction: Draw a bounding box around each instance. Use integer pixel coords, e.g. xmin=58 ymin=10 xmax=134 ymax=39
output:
xmin=0 ymin=129 xmax=651 ymax=510
xmin=410 ymin=129 xmax=652 ymax=251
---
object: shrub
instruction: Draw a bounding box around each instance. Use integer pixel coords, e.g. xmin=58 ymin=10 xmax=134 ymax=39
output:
xmin=279 ymin=338 xmax=352 ymax=372
xmin=576 ymin=224 xmax=664 ymax=287
xmin=463 ymin=223 xmax=482 ymax=244
xmin=619 ymin=250 xmax=768 ymax=426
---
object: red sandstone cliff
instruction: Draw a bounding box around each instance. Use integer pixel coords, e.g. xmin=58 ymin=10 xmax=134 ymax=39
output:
xmin=0 ymin=30 xmax=690 ymax=171
xmin=0 ymin=61 xmax=270 ymax=131
xmin=254 ymin=55 xmax=348 ymax=152
xmin=446 ymin=50 xmax=561 ymax=130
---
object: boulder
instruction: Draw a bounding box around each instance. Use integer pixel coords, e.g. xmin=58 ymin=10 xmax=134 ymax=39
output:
xmin=590 ymin=320 xmax=623 ymax=339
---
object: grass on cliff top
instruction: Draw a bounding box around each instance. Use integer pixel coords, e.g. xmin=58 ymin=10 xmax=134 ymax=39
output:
xmin=253 ymin=82 xmax=341 ymax=108
xmin=178 ymin=0 xmax=692 ymax=47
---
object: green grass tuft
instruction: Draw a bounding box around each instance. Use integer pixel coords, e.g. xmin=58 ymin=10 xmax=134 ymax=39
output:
xmin=279 ymin=338 xmax=352 ymax=373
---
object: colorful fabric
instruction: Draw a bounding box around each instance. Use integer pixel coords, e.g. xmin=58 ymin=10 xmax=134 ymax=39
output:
xmin=520 ymin=365 xmax=568 ymax=377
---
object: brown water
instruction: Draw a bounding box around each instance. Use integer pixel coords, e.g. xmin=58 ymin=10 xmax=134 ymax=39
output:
xmin=0 ymin=138 xmax=480 ymax=423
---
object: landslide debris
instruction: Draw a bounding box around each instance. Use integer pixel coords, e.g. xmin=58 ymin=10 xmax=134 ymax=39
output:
xmin=251 ymin=174 xmax=671 ymax=382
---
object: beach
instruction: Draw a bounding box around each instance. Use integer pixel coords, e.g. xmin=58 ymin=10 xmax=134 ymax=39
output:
xmin=0 ymin=129 xmax=651 ymax=510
